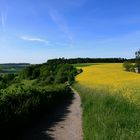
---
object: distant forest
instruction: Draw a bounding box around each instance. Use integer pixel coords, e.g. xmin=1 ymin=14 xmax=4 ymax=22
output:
xmin=47 ymin=58 xmax=135 ymax=65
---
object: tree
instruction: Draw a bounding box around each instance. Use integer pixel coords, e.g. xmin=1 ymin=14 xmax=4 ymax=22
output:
xmin=135 ymin=49 xmax=140 ymax=59
xmin=123 ymin=61 xmax=134 ymax=71
xmin=32 ymin=67 xmax=40 ymax=79
xmin=55 ymin=64 xmax=77 ymax=84
xmin=39 ymin=66 xmax=52 ymax=80
xmin=20 ymin=66 xmax=33 ymax=79
xmin=135 ymin=49 xmax=140 ymax=72
xmin=0 ymin=66 xmax=3 ymax=72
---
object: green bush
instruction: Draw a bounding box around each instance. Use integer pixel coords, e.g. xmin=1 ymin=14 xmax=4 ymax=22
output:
xmin=19 ymin=63 xmax=78 ymax=85
xmin=0 ymin=84 xmax=71 ymax=130
xmin=123 ymin=61 xmax=134 ymax=71
xmin=55 ymin=64 xmax=77 ymax=84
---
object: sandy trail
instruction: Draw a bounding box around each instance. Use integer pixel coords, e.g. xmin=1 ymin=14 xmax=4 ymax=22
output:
xmin=21 ymin=87 xmax=83 ymax=140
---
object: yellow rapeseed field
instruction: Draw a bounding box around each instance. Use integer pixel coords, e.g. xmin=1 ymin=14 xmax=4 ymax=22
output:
xmin=76 ymin=63 xmax=140 ymax=104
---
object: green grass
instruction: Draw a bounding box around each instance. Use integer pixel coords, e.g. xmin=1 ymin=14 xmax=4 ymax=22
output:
xmin=72 ymin=63 xmax=94 ymax=67
xmin=73 ymin=83 xmax=140 ymax=140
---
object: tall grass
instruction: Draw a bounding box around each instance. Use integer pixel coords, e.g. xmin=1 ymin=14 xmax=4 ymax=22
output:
xmin=74 ymin=83 xmax=140 ymax=140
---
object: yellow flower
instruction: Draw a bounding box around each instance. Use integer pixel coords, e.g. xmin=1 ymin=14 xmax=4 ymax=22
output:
xmin=76 ymin=63 xmax=140 ymax=105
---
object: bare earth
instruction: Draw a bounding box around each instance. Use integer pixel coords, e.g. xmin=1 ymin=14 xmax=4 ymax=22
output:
xmin=21 ymin=87 xmax=83 ymax=140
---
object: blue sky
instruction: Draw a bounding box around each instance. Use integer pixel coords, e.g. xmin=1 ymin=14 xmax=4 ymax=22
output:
xmin=0 ymin=0 xmax=140 ymax=63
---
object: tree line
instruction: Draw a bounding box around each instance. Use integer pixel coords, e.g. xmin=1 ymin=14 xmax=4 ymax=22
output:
xmin=47 ymin=58 xmax=131 ymax=65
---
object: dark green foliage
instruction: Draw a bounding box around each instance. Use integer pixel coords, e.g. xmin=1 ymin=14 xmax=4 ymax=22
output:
xmin=3 ymin=74 xmax=15 ymax=83
xmin=0 ymin=66 xmax=3 ymax=72
xmin=135 ymin=49 xmax=140 ymax=59
xmin=68 ymin=74 xmax=75 ymax=85
xmin=19 ymin=63 xmax=78 ymax=85
xmin=123 ymin=49 xmax=140 ymax=73
xmin=44 ymin=75 xmax=54 ymax=84
xmin=77 ymin=68 xmax=83 ymax=74
xmin=135 ymin=49 xmax=140 ymax=71
xmin=40 ymin=65 xmax=51 ymax=78
xmin=0 ymin=74 xmax=17 ymax=89
xmin=123 ymin=61 xmax=134 ymax=72
xmin=0 ymin=84 xmax=71 ymax=130
xmin=0 ymin=76 xmax=5 ymax=89
xmin=0 ymin=81 xmax=6 ymax=89
xmin=54 ymin=64 xmax=77 ymax=84
xmin=20 ymin=65 xmax=35 ymax=79
xmin=32 ymin=67 xmax=40 ymax=79
xmin=47 ymin=58 xmax=127 ymax=64
xmin=0 ymin=59 xmax=78 ymax=136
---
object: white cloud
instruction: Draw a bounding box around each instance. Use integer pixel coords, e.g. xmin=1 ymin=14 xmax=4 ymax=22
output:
xmin=20 ymin=36 xmax=48 ymax=44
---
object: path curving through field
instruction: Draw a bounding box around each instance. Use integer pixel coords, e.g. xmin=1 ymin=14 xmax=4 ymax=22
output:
xmin=21 ymin=87 xmax=83 ymax=140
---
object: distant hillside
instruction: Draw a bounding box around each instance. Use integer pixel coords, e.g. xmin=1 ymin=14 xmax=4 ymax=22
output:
xmin=0 ymin=63 xmax=30 ymax=74
xmin=0 ymin=63 xmax=30 ymax=66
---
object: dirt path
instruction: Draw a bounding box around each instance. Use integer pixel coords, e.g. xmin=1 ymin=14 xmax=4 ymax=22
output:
xmin=21 ymin=87 xmax=83 ymax=140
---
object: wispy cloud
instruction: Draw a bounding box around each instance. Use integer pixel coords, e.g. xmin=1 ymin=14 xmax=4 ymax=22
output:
xmin=48 ymin=8 xmax=74 ymax=46
xmin=20 ymin=36 xmax=48 ymax=45
xmin=0 ymin=11 xmax=7 ymax=32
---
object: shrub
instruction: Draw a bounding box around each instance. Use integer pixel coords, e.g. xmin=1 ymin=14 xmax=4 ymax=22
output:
xmin=0 ymin=84 xmax=71 ymax=130
xmin=123 ymin=61 xmax=134 ymax=71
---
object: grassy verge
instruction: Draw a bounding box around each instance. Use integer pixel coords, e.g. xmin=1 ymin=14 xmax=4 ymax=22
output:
xmin=73 ymin=83 xmax=140 ymax=140
xmin=72 ymin=63 xmax=95 ymax=67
